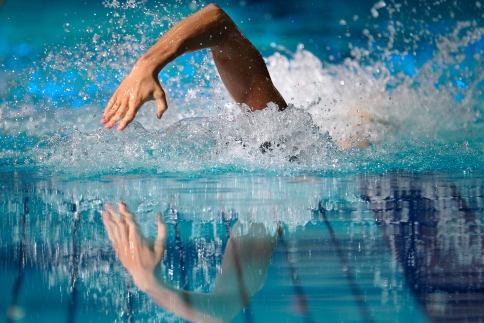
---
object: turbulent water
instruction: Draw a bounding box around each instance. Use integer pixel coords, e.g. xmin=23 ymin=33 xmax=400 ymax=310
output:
xmin=1 ymin=0 xmax=484 ymax=178
xmin=2 ymin=4 xmax=484 ymax=322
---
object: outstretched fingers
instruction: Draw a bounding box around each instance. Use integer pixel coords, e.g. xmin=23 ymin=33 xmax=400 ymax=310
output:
xmin=102 ymin=96 xmax=120 ymax=124
xmin=102 ymin=203 xmax=128 ymax=247
xmin=102 ymin=209 xmax=117 ymax=243
xmin=119 ymin=201 xmax=141 ymax=241
xmin=117 ymin=109 xmax=136 ymax=130
xmin=118 ymin=98 xmax=141 ymax=130
xmin=102 ymin=74 xmax=169 ymax=130
xmin=104 ymin=100 xmax=129 ymax=129
xmin=102 ymin=95 xmax=145 ymax=130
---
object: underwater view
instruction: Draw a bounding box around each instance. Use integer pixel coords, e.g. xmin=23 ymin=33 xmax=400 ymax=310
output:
xmin=1 ymin=0 xmax=484 ymax=321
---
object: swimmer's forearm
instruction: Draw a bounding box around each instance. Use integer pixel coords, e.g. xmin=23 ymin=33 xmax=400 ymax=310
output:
xmin=136 ymin=4 xmax=235 ymax=75
xmin=102 ymin=3 xmax=286 ymax=130
xmin=102 ymin=4 xmax=238 ymax=129
xmin=135 ymin=3 xmax=286 ymax=109
xmin=140 ymin=272 xmax=226 ymax=323
xmin=140 ymin=275 xmax=200 ymax=322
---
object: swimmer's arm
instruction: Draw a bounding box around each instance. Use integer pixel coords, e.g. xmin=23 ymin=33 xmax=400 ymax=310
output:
xmin=103 ymin=203 xmax=275 ymax=322
xmin=141 ymin=229 xmax=276 ymax=323
xmin=138 ymin=275 xmax=227 ymax=323
xmin=102 ymin=3 xmax=286 ymax=130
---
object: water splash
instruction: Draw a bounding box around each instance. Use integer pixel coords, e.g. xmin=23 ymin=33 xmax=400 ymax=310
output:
xmin=1 ymin=0 xmax=484 ymax=178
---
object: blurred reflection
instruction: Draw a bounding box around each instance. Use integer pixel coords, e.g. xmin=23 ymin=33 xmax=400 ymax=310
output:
xmin=4 ymin=173 xmax=484 ymax=321
xmin=102 ymin=202 xmax=278 ymax=323
xmin=359 ymin=173 xmax=484 ymax=322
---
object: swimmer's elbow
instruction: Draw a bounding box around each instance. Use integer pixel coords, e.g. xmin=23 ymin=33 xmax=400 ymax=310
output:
xmin=205 ymin=3 xmax=223 ymax=13
xmin=205 ymin=3 xmax=231 ymax=23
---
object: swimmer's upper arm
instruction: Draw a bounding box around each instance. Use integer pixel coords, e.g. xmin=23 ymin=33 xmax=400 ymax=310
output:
xmin=102 ymin=3 xmax=286 ymax=130
xmin=204 ymin=6 xmax=286 ymax=110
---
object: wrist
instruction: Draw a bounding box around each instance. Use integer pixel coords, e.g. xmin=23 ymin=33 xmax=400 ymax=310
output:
xmin=134 ymin=272 xmax=161 ymax=293
xmin=134 ymin=55 xmax=160 ymax=76
xmin=137 ymin=43 xmax=179 ymax=76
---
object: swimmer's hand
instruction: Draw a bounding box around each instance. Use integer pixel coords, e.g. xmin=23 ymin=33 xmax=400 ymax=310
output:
xmin=102 ymin=202 xmax=166 ymax=292
xmin=101 ymin=65 xmax=168 ymax=130
xmin=100 ymin=4 xmax=286 ymax=130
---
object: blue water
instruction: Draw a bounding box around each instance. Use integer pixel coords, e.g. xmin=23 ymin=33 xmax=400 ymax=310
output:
xmin=1 ymin=172 xmax=484 ymax=322
xmin=1 ymin=0 xmax=484 ymax=322
xmin=1 ymin=0 xmax=484 ymax=177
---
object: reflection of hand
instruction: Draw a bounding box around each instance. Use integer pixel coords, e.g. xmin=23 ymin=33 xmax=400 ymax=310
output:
xmin=102 ymin=202 xmax=166 ymax=292
xmin=101 ymin=64 xmax=168 ymax=130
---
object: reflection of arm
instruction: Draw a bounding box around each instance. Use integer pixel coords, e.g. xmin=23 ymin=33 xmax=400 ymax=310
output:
xmin=142 ymin=222 xmax=277 ymax=323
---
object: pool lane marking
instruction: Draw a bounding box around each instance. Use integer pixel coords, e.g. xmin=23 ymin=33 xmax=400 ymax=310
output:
xmin=318 ymin=201 xmax=375 ymax=323
xmin=271 ymin=207 xmax=314 ymax=323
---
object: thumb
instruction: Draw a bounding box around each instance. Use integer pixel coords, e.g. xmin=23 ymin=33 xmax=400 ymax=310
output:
xmin=154 ymin=212 xmax=166 ymax=256
xmin=156 ymin=212 xmax=166 ymax=240
xmin=154 ymin=90 xmax=167 ymax=119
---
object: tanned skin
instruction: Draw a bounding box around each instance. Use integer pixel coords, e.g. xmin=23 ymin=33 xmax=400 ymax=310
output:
xmin=101 ymin=7 xmax=283 ymax=321
xmin=102 ymin=202 xmax=277 ymax=323
xmin=101 ymin=4 xmax=286 ymax=130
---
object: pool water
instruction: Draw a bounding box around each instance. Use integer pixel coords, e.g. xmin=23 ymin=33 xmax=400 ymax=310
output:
xmin=1 ymin=0 xmax=484 ymax=321
xmin=1 ymin=172 xmax=484 ymax=322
